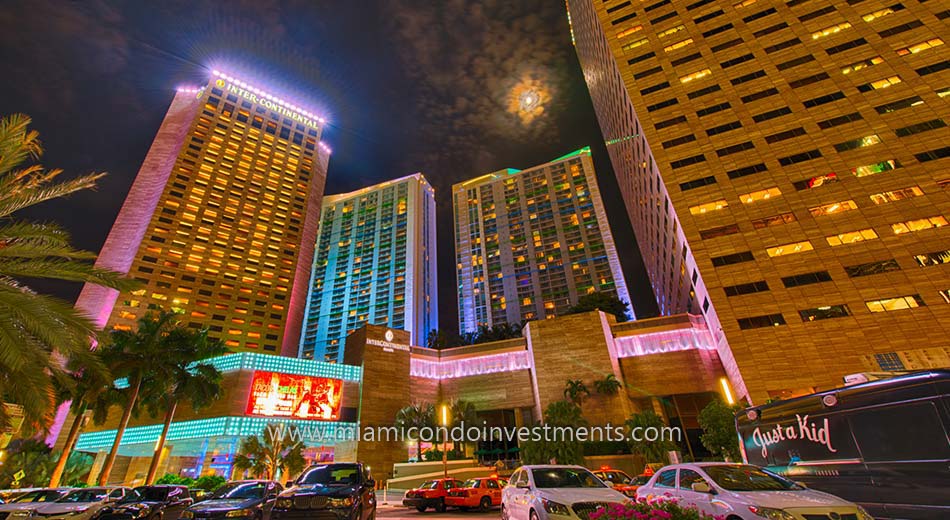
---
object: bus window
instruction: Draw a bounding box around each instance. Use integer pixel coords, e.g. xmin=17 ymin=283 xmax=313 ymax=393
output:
xmin=849 ymin=402 xmax=950 ymax=462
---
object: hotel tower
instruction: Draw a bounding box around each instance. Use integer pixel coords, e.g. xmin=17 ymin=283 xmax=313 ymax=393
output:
xmin=298 ymin=174 xmax=438 ymax=362
xmin=566 ymin=0 xmax=950 ymax=402
xmin=454 ymin=147 xmax=632 ymax=333
xmin=76 ymin=70 xmax=330 ymax=356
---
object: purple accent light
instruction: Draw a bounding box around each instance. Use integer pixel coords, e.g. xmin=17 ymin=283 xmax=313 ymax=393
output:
xmin=614 ymin=326 xmax=716 ymax=358
xmin=410 ymin=350 xmax=533 ymax=379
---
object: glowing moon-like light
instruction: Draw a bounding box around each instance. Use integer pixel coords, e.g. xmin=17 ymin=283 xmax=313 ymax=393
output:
xmin=508 ymin=78 xmax=549 ymax=124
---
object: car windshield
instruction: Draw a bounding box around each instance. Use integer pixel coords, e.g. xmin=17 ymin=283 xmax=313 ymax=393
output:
xmin=120 ymin=487 xmax=171 ymax=503
xmin=704 ymin=466 xmax=803 ymax=491
xmin=532 ymin=468 xmax=607 ymax=489
xmin=58 ymin=490 xmax=110 ymax=503
xmin=13 ymin=491 xmax=65 ymax=503
xmin=599 ymin=471 xmax=630 ymax=483
xmin=418 ymin=481 xmax=440 ymax=490
xmin=297 ymin=465 xmax=361 ymax=486
xmin=630 ymin=476 xmax=650 ymax=486
xmin=210 ymin=482 xmax=267 ymax=500
xmin=461 ymin=480 xmax=480 ymax=489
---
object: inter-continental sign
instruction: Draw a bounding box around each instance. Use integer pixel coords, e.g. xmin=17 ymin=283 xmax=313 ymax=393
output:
xmin=215 ymin=79 xmax=321 ymax=130
xmin=367 ymin=329 xmax=410 ymax=353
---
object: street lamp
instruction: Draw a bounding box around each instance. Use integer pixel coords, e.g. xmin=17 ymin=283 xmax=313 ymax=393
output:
xmin=440 ymin=404 xmax=449 ymax=479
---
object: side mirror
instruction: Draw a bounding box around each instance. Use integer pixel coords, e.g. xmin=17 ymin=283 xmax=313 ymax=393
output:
xmin=691 ymin=482 xmax=714 ymax=494
xmin=284 ymin=481 xmax=294 ymax=489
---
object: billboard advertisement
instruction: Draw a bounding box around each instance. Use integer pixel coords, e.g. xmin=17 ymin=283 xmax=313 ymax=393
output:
xmin=245 ymin=371 xmax=343 ymax=421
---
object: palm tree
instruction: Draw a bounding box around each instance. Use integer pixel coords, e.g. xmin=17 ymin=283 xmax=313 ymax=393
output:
xmin=233 ymin=424 xmax=306 ymax=481
xmin=94 ymin=310 xmax=193 ymax=485
xmin=449 ymin=399 xmax=478 ymax=454
xmin=563 ymin=379 xmax=590 ymax=404
xmin=48 ymin=361 xmax=112 ymax=487
xmin=0 ymin=113 xmax=128 ymax=432
xmin=394 ymin=402 xmax=435 ymax=461
xmin=593 ymin=374 xmax=622 ymax=396
xmin=141 ymin=327 xmax=227 ymax=484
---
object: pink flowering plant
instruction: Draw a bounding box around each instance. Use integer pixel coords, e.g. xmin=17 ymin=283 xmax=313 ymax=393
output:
xmin=588 ymin=494 xmax=724 ymax=520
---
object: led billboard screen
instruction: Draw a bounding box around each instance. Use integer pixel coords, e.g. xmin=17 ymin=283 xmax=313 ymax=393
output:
xmin=245 ymin=371 xmax=343 ymax=421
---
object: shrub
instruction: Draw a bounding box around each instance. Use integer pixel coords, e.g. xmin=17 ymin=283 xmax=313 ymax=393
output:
xmin=590 ymin=496 xmax=721 ymax=520
xmin=194 ymin=475 xmax=227 ymax=491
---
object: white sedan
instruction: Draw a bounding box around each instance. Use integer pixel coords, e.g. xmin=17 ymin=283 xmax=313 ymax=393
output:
xmin=502 ymin=465 xmax=627 ymax=520
xmin=29 ymin=488 xmax=129 ymax=520
xmin=636 ymin=463 xmax=874 ymax=520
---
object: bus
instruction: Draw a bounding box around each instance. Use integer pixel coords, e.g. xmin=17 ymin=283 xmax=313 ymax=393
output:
xmin=735 ymin=370 xmax=950 ymax=520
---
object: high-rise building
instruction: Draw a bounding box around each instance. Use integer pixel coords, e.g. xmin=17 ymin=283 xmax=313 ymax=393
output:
xmin=299 ymin=174 xmax=437 ymax=362
xmin=567 ymin=0 xmax=950 ymax=402
xmin=454 ymin=147 xmax=632 ymax=333
xmin=76 ymin=70 xmax=330 ymax=356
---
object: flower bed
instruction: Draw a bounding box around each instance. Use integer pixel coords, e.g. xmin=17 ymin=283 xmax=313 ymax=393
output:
xmin=589 ymin=495 xmax=724 ymax=520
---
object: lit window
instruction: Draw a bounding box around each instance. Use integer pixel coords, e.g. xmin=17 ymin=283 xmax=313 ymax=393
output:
xmin=622 ymin=38 xmax=649 ymax=51
xmin=680 ymin=69 xmax=712 ymax=83
xmin=896 ymin=38 xmax=944 ymax=56
xmin=826 ymin=228 xmax=878 ymax=246
xmin=799 ymin=305 xmax=851 ymax=321
xmin=812 ymin=22 xmax=852 ymax=40
xmin=739 ymin=187 xmax=782 ymax=204
xmin=664 ymin=38 xmax=694 ymax=52
xmin=866 ymin=76 xmax=902 ymax=90
xmin=841 ymin=56 xmax=884 ymax=74
xmin=891 ymin=216 xmax=949 ymax=234
xmin=861 ymin=7 xmax=896 ymax=22
xmin=870 ymin=186 xmax=923 ymax=204
xmin=940 ymin=290 xmax=950 ymax=304
xmin=809 ymin=200 xmax=858 ymax=217
xmin=658 ymin=25 xmax=687 ymax=38
xmin=852 ymin=159 xmax=900 ymax=177
xmin=689 ymin=199 xmax=729 ymax=215
xmin=734 ymin=0 xmax=758 ymax=7
xmin=767 ymin=241 xmax=814 ymax=257
xmin=617 ymin=26 xmax=644 ymax=38
xmin=866 ymin=294 xmax=925 ymax=312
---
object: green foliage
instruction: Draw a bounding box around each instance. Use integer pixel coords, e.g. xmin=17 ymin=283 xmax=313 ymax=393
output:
xmin=566 ymin=292 xmax=630 ymax=322
xmin=563 ymin=380 xmax=590 ymax=404
xmin=0 ymin=439 xmax=92 ymax=488
xmin=625 ymin=410 xmax=677 ymax=464
xmin=521 ymin=400 xmax=586 ymax=465
xmin=233 ymin=424 xmax=306 ymax=481
xmin=155 ymin=473 xmax=194 ymax=486
xmin=0 ymin=114 xmax=129 ymax=432
xmin=698 ymin=399 xmax=743 ymax=461
xmin=194 ymin=475 xmax=227 ymax=491
xmin=593 ymin=374 xmax=622 ymax=396
xmin=394 ymin=402 xmax=435 ymax=461
xmin=422 ymin=448 xmax=465 ymax=461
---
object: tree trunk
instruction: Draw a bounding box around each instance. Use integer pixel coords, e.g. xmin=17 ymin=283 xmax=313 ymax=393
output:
xmin=145 ymin=399 xmax=178 ymax=484
xmin=97 ymin=376 xmax=141 ymax=485
xmin=416 ymin=439 xmax=422 ymax=462
xmin=48 ymin=399 xmax=86 ymax=487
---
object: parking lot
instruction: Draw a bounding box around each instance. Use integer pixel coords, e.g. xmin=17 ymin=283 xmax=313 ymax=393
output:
xmin=377 ymin=504 xmax=500 ymax=520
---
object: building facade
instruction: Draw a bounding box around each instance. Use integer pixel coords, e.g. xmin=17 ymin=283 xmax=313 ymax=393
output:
xmin=454 ymin=147 xmax=632 ymax=333
xmin=298 ymin=174 xmax=438 ymax=362
xmin=567 ymin=0 xmax=950 ymax=402
xmin=75 ymin=70 xmax=330 ymax=357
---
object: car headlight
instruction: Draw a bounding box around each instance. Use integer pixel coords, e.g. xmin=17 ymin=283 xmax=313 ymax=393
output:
xmin=541 ymin=499 xmax=570 ymax=516
xmin=327 ymin=498 xmax=354 ymax=508
xmin=748 ymin=506 xmax=796 ymax=520
xmin=276 ymin=498 xmax=293 ymax=510
xmin=225 ymin=509 xmax=253 ymax=517
xmin=856 ymin=506 xmax=874 ymax=520
xmin=180 ymin=512 xmax=194 ymax=519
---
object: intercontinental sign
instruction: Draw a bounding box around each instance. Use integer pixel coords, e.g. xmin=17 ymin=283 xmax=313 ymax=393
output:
xmin=214 ymin=78 xmax=322 ymax=130
xmin=367 ymin=329 xmax=410 ymax=353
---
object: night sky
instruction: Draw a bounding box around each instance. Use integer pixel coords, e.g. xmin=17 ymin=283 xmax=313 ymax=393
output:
xmin=0 ymin=0 xmax=659 ymax=333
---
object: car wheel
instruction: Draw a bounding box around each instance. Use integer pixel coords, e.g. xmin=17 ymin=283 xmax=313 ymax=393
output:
xmin=479 ymin=497 xmax=492 ymax=512
xmin=367 ymin=505 xmax=376 ymax=520
xmin=435 ymin=499 xmax=446 ymax=513
xmin=501 ymin=506 xmax=510 ymax=520
xmin=416 ymin=506 xmax=427 ymax=513
xmin=529 ymin=509 xmax=540 ymax=520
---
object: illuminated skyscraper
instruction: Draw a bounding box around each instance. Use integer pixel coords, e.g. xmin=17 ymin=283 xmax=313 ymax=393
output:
xmin=454 ymin=147 xmax=632 ymax=333
xmin=567 ymin=0 xmax=950 ymax=402
xmin=76 ymin=70 xmax=330 ymax=356
xmin=299 ymin=174 xmax=437 ymax=362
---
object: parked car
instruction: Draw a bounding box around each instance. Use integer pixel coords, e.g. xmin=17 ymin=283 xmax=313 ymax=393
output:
xmin=181 ymin=481 xmax=281 ymax=520
xmin=402 ymin=478 xmax=463 ymax=513
xmin=0 ymin=489 xmax=71 ymax=519
xmin=736 ymin=369 xmax=950 ymax=520
xmin=502 ymin=465 xmax=626 ymax=520
xmin=30 ymin=488 xmax=129 ymax=520
xmin=93 ymin=485 xmax=193 ymax=520
xmin=445 ymin=476 xmax=507 ymax=511
xmin=636 ymin=463 xmax=873 ymax=520
xmin=591 ymin=467 xmax=638 ymax=498
xmin=271 ymin=463 xmax=375 ymax=520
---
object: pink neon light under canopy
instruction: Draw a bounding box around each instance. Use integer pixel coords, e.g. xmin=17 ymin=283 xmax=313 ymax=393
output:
xmin=614 ymin=326 xmax=716 ymax=358
xmin=410 ymin=350 xmax=533 ymax=379
xmin=211 ymin=70 xmax=327 ymax=124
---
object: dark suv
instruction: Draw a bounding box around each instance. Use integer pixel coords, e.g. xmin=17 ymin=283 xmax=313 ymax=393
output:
xmin=93 ymin=486 xmax=193 ymax=520
xmin=181 ymin=481 xmax=282 ymax=520
xmin=271 ymin=463 xmax=375 ymax=520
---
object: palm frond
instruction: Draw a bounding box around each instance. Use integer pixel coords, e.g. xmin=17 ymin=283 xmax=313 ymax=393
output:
xmin=0 ymin=258 xmax=131 ymax=289
xmin=0 ymin=114 xmax=42 ymax=176
xmin=0 ymin=171 xmax=104 ymax=219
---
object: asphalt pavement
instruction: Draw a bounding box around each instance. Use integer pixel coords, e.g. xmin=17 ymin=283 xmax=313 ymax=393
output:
xmin=376 ymin=503 xmax=500 ymax=520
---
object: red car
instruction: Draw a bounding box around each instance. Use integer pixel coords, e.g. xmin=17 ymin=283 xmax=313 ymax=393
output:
xmin=445 ymin=476 xmax=508 ymax=511
xmin=403 ymin=478 xmax=463 ymax=512
xmin=593 ymin=467 xmax=640 ymax=497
